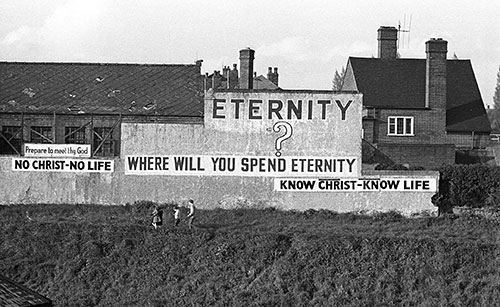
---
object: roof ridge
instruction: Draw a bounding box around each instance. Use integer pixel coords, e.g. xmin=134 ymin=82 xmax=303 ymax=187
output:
xmin=349 ymin=56 xmax=471 ymax=62
xmin=0 ymin=61 xmax=198 ymax=67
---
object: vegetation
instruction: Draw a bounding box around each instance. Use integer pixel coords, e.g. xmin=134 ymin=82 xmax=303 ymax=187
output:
xmin=1 ymin=202 xmax=499 ymax=306
xmin=488 ymin=65 xmax=500 ymax=131
xmin=439 ymin=164 xmax=500 ymax=209
xmin=332 ymin=66 xmax=346 ymax=91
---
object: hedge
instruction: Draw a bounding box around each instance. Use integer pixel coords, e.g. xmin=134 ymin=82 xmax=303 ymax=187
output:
xmin=439 ymin=164 xmax=500 ymax=208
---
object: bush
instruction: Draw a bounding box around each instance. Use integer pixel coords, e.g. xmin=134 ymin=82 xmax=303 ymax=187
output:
xmin=439 ymin=165 xmax=500 ymax=208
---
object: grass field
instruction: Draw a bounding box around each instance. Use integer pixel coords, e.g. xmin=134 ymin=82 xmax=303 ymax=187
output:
xmin=1 ymin=202 xmax=499 ymax=306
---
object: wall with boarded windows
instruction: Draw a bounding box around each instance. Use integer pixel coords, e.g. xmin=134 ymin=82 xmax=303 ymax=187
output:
xmin=0 ymin=91 xmax=438 ymax=215
xmin=0 ymin=114 xmax=121 ymax=157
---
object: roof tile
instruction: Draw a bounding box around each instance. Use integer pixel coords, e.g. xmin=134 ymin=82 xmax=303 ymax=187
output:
xmin=348 ymin=57 xmax=491 ymax=132
xmin=0 ymin=62 xmax=203 ymax=117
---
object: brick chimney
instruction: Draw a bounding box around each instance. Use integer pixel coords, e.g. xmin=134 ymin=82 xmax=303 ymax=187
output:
xmin=239 ymin=48 xmax=255 ymax=89
xmin=222 ymin=66 xmax=230 ymax=89
xmin=267 ymin=67 xmax=279 ymax=86
xmin=425 ymin=38 xmax=447 ymax=109
xmin=229 ymin=63 xmax=239 ymax=89
xmin=211 ymin=70 xmax=222 ymax=89
xmin=425 ymin=38 xmax=448 ymax=138
xmin=378 ymin=26 xmax=398 ymax=59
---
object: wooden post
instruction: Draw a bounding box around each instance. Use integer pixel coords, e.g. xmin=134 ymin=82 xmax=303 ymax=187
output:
xmin=52 ymin=112 xmax=56 ymax=143
xmin=21 ymin=112 xmax=25 ymax=154
xmin=90 ymin=113 xmax=94 ymax=157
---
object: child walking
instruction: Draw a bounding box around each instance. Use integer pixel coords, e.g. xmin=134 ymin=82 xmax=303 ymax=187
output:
xmin=187 ymin=199 xmax=196 ymax=229
xmin=151 ymin=205 xmax=163 ymax=229
xmin=173 ymin=205 xmax=180 ymax=226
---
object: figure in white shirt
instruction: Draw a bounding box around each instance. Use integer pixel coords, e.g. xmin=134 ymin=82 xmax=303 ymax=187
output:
xmin=173 ymin=205 xmax=180 ymax=227
xmin=186 ymin=199 xmax=196 ymax=229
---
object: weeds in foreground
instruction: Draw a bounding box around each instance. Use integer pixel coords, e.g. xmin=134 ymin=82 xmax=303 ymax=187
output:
xmin=1 ymin=203 xmax=499 ymax=307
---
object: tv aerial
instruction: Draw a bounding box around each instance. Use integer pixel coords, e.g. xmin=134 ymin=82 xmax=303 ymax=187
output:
xmin=398 ymin=14 xmax=412 ymax=49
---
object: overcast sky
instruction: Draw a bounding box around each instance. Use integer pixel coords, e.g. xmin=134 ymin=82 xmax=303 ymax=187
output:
xmin=1 ymin=0 xmax=498 ymax=106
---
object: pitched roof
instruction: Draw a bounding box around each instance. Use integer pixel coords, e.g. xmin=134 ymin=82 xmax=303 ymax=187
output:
xmin=253 ymin=75 xmax=279 ymax=90
xmin=0 ymin=62 xmax=204 ymax=117
xmin=348 ymin=57 xmax=491 ymax=132
xmin=205 ymin=73 xmax=280 ymax=90
xmin=0 ymin=274 xmax=53 ymax=307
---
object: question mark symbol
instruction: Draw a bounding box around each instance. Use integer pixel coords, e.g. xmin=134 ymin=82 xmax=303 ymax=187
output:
xmin=273 ymin=121 xmax=293 ymax=157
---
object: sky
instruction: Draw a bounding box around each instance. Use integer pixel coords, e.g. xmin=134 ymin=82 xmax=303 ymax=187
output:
xmin=0 ymin=0 xmax=499 ymax=106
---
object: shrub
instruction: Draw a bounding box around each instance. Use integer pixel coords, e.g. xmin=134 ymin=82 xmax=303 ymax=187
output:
xmin=439 ymin=165 xmax=500 ymax=208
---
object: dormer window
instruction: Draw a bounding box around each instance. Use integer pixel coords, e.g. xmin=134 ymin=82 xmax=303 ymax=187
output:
xmin=388 ymin=116 xmax=414 ymax=136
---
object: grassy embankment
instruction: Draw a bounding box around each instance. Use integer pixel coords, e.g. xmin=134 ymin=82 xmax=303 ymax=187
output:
xmin=1 ymin=203 xmax=499 ymax=306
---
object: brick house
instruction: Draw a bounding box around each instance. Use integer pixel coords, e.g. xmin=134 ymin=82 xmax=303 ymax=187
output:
xmin=343 ymin=26 xmax=491 ymax=169
xmin=0 ymin=61 xmax=204 ymax=156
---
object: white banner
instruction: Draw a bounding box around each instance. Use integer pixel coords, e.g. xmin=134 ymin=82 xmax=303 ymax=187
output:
xmin=274 ymin=177 xmax=437 ymax=192
xmin=125 ymin=155 xmax=359 ymax=177
xmin=12 ymin=158 xmax=114 ymax=173
xmin=24 ymin=143 xmax=91 ymax=158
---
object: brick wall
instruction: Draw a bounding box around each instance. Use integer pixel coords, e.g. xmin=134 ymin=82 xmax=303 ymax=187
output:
xmin=378 ymin=143 xmax=455 ymax=169
xmin=362 ymin=119 xmax=375 ymax=143
xmin=446 ymin=132 xmax=491 ymax=149
xmin=375 ymin=108 xmax=447 ymax=144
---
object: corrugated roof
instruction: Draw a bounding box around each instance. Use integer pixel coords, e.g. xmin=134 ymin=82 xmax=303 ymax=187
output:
xmin=0 ymin=62 xmax=204 ymax=117
xmin=0 ymin=274 xmax=53 ymax=307
xmin=348 ymin=57 xmax=491 ymax=133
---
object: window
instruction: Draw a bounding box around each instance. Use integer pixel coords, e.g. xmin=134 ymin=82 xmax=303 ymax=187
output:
xmin=388 ymin=116 xmax=414 ymax=136
xmin=1 ymin=126 xmax=22 ymax=154
xmin=363 ymin=107 xmax=377 ymax=118
xmin=65 ymin=127 xmax=86 ymax=144
xmin=93 ymin=127 xmax=115 ymax=156
xmin=30 ymin=126 xmax=53 ymax=143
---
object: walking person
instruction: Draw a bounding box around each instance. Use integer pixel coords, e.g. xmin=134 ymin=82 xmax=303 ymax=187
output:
xmin=187 ymin=199 xmax=196 ymax=229
xmin=151 ymin=205 xmax=163 ymax=229
xmin=173 ymin=204 xmax=181 ymax=227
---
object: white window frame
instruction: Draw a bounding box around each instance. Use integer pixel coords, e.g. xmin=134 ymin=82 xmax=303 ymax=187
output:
xmin=388 ymin=116 xmax=414 ymax=136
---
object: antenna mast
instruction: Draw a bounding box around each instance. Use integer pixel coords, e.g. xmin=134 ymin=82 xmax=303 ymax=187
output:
xmin=398 ymin=14 xmax=412 ymax=50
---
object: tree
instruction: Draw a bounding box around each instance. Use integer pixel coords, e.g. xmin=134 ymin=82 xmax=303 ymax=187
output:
xmin=490 ymin=66 xmax=500 ymax=131
xmin=332 ymin=66 xmax=346 ymax=91
xmin=494 ymin=66 xmax=500 ymax=110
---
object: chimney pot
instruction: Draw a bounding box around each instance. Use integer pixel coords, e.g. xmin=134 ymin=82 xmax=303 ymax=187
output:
xmin=267 ymin=66 xmax=279 ymax=87
xmin=426 ymin=38 xmax=448 ymax=54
